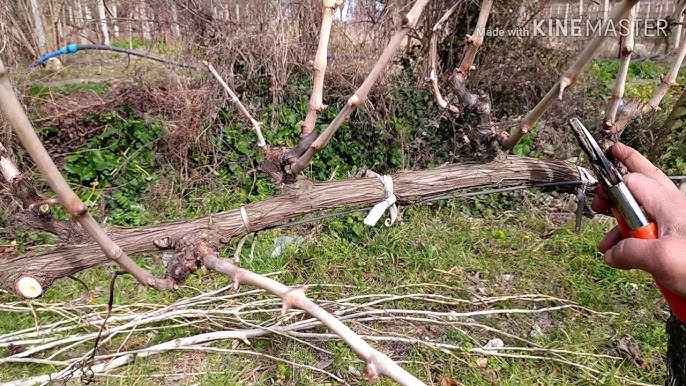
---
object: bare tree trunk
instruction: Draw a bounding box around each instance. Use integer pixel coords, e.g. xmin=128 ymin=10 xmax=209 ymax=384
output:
xmin=127 ymin=8 xmax=133 ymax=48
xmin=74 ymin=0 xmax=87 ymax=43
xmin=96 ymin=0 xmax=110 ymax=44
xmin=66 ymin=1 xmax=73 ymax=25
xmin=55 ymin=1 xmax=65 ymax=48
xmin=29 ymin=0 xmax=49 ymax=55
xmin=3 ymin=2 xmax=39 ymax=58
xmin=83 ymin=0 xmax=92 ymax=22
xmin=47 ymin=0 xmax=58 ymax=50
xmin=170 ymin=0 xmax=180 ymax=39
xmin=140 ymin=0 xmax=151 ymax=40
xmin=81 ymin=0 xmax=93 ymax=43
xmin=112 ymin=3 xmax=119 ymax=38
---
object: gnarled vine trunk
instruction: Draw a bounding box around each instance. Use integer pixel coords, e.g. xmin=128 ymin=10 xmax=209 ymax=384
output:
xmin=1 ymin=156 xmax=584 ymax=297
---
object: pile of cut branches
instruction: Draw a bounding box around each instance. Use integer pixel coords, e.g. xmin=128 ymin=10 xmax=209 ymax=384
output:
xmin=0 ymin=282 xmax=653 ymax=386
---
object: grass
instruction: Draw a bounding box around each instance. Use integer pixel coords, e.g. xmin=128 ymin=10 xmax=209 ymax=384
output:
xmin=0 ymin=191 xmax=670 ymax=385
xmin=0 ymin=48 xmax=678 ymax=386
xmin=591 ymin=57 xmax=686 ymax=108
xmin=26 ymin=81 xmax=110 ymax=98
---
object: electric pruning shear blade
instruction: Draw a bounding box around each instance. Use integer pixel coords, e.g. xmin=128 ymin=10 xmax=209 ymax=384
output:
xmin=569 ymin=118 xmax=686 ymax=322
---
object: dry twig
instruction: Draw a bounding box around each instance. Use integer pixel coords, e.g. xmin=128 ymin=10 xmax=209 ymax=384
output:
xmin=203 ymin=61 xmax=267 ymax=149
xmin=199 ymin=244 xmax=424 ymax=385
xmin=0 ymin=282 xmax=652 ymax=386
xmin=642 ymin=33 xmax=686 ymax=115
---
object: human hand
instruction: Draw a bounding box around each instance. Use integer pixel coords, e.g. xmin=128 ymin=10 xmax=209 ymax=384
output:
xmin=591 ymin=143 xmax=686 ymax=298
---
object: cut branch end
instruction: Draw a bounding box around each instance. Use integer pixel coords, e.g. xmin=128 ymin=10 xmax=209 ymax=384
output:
xmin=364 ymin=356 xmax=381 ymax=383
xmin=16 ymin=276 xmax=43 ymax=299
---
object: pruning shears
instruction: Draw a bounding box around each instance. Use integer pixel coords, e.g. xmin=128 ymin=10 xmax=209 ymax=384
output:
xmin=569 ymin=118 xmax=686 ymax=322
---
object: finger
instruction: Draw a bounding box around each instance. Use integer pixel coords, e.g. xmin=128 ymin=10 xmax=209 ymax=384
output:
xmin=598 ymin=226 xmax=622 ymax=253
xmin=612 ymin=143 xmax=677 ymax=191
xmin=591 ymin=198 xmax=611 ymax=215
xmin=622 ymin=173 xmax=672 ymax=221
xmin=604 ymin=237 xmax=667 ymax=277
xmin=591 ymin=185 xmax=612 ymax=214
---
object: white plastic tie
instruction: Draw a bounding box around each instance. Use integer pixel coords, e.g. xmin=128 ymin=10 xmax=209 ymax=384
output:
xmin=577 ymin=166 xmax=598 ymax=186
xmin=363 ymin=171 xmax=398 ymax=227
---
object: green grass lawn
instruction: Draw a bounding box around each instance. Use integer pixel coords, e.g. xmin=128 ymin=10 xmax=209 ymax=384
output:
xmin=0 ymin=196 xmax=669 ymax=385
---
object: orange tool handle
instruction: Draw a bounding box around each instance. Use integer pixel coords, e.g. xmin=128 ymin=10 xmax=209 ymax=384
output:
xmin=611 ymin=208 xmax=686 ymax=322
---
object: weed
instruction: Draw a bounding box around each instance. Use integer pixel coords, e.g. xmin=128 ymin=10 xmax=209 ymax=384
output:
xmin=62 ymin=110 xmax=163 ymax=225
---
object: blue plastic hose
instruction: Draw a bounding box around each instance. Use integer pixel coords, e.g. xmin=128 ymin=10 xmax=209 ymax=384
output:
xmin=28 ymin=44 xmax=196 ymax=69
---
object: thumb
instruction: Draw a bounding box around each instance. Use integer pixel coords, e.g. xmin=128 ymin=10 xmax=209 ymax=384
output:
xmin=605 ymin=237 xmax=667 ymax=277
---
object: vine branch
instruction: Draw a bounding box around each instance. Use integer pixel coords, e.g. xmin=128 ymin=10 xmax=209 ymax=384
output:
xmin=600 ymin=23 xmax=686 ymax=147
xmin=500 ymin=0 xmax=640 ymax=149
xmin=427 ymin=1 xmax=463 ymax=113
xmin=204 ymin=61 xmax=267 ymax=149
xmin=604 ymin=5 xmax=636 ymax=129
xmin=199 ymin=242 xmax=424 ymax=385
xmin=453 ymin=0 xmax=493 ymax=85
xmin=287 ymin=0 xmax=430 ymax=175
xmin=0 ymin=59 xmax=174 ymax=292
xmin=641 ymin=32 xmax=686 ymax=115
xmin=301 ymin=0 xmax=341 ymax=137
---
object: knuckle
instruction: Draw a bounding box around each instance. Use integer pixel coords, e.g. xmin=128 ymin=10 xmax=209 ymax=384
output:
xmin=622 ymin=172 xmax=643 ymax=184
xmin=605 ymin=243 xmax=626 ymax=268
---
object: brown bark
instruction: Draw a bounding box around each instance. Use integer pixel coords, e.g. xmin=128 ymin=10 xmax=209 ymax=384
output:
xmin=1 ymin=156 xmax=582 ymax=297
xmin=598 ymin=99 xmax=643 ymax=151
xmin=8 ymin=177 xmax=83 ymax=241
xmin=1 ymin=144 xmax=84 ymax=242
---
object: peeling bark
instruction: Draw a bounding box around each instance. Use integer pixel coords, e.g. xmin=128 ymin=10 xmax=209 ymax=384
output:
xmin=0 ymin=156 xmax=583 ymax=297
xmin=1 ymin=142 xmax=83 ymax=242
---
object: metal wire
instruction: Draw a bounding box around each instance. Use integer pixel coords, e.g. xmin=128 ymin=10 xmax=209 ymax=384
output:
xmin=265 ymin=175 xmax=686 ymax=231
